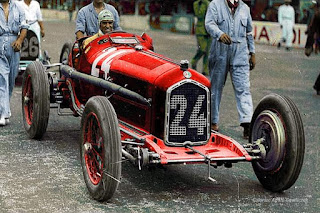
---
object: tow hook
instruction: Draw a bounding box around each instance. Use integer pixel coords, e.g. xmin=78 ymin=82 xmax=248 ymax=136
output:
xmin=185 ymin=144 xmax=217 ymax=183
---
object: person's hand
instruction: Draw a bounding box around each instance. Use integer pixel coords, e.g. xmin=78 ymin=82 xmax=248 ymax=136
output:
xmin=249 ymin=53 xmax=256 ymax=70
xmin=219 ymin=33 xmax=232 ymax=45
xmin=41 ymin=29 xmax=45 ymax=37
xmin=76 ymin=31 xmax=85 ymax=40
xmin=11 ymin=40 xmax=23 ymax=52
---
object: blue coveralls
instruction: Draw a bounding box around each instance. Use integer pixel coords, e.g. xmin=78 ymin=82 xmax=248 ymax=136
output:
xmin=205 ymin=0 xmax=255 ymax=125
xmin=75 ymin=2 xmax=121 ymax=36
xmin=0 ymin=1 xmax=28 ymax=118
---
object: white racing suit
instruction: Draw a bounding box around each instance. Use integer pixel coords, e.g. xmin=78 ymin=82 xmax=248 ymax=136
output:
xmin=278 ymin=4 xmax=295 ymax=48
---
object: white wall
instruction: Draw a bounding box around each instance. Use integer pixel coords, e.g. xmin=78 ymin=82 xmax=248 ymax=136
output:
xmin=253 ymin=21 xmax=307 ymax=48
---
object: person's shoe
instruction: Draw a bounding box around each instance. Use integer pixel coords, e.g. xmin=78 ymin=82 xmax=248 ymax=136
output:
xmin=240 ymin=123 xmax=250 ymax=139
xmin=211 ymin=123 xmax=219 ymax=131
xmin=277 ymin=42 xmax=281 ymax=49
xmin=286 ymin=47 xmax=291 ymax=51
xmin=0 ymin=116 xmax=6 ymax=126
xmin=313 ymin=85 xmax=320 ymax=95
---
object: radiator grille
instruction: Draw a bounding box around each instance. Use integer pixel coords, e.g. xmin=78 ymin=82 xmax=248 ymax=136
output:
xmin=165 ymin=80 xmax=210 ymax=146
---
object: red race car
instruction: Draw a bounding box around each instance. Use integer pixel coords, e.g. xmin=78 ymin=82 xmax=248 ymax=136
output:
xmin=21 ymin=31 xmax=305 ymax=201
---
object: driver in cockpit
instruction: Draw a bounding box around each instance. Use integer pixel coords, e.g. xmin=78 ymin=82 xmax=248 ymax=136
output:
xmin=82 ymin=9 xmax=114 ymax=49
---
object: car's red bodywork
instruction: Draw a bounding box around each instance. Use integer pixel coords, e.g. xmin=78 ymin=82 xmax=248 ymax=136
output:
xmin=58 ymin=31 xmax=252 ymax=165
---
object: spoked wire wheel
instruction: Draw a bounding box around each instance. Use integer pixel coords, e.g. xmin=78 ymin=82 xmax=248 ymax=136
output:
xmin=83 ymin=112 xmax=105 ymax=185
xmin=250 ymin=93 xmax=305 ymax=192
xmin=22 ymin=61 xmax=50 ymax=139
xmin=80 ymin=96 xmax=121 ymax=201
xmin=22 ymin=74 xmax=33 ymax=126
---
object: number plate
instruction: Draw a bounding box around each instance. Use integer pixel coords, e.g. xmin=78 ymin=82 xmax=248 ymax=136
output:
xmin=21 ymin=30 xmax=39 ymax=61
xmin=165 ymin=80 xmax=210 ymax=146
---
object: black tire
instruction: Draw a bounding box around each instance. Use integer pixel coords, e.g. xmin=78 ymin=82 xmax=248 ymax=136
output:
xmin=80 ymin=96 xmax=121 ymax=201
xmin=22 ymin=61 xmax=50 ymax=139
xmin=59 ymin=42 xmax=73 ymax=65
xmin=250 ymin=93 xmax=305 ymax=192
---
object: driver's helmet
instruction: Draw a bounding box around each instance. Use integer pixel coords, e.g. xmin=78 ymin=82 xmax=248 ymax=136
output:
xmin=98 ymin=9 xmax=114 ymax=25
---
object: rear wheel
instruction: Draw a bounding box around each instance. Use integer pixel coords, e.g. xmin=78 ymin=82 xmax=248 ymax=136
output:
xmin=59 ymin=42 xmax=73 ymax=77
xmin=59 ymin=42 xmax=73 ymax=65
xmin=22 ymin=61 xmax=50 ymax=139
xmin=250 ymin=93 xmax=305 ymax=192
xmin=80 ymin=96 xmax=121 ymax=201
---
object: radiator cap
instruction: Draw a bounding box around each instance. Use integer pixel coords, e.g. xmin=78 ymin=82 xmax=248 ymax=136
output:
xmin=180 ymin=60 xmax=189 ymax=71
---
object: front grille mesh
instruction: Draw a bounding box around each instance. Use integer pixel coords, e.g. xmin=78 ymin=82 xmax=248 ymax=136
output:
xmin=166 ymin=81 xmax=209 ymax=146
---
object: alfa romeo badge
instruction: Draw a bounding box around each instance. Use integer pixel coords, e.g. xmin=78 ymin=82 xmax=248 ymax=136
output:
xmin=183 ymin=71 xmax=192 ymax=79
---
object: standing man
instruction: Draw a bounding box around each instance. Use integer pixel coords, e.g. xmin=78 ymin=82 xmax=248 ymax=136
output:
xmin=306 ymin=0 xmax=319 ymax=32
xmin=277 ymin=0 xmax=295 ymax=51
xmin=205 ymin=0 xmax=256 ymax=139
xmin=75 ymin=0 xmax=121 ymax=40
xmin=66 ymin=0 xmax=74 ymax=22
xmin=16 ymin=0 xmax=44 ymax=39
xmin=191 ymin=0 xmax=211 ymax=76
xmin=0 ymin=0 xmax=28 ymax=126
xmin=305 ymin=3 xmax=320 ymax=95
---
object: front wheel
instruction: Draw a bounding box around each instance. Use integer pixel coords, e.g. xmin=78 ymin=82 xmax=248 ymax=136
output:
xmin=80 ymin=96 xmax=121 ymax=201
xmin=22 ymin=61 xmax=50 ymax=139
xmin=250 ymin=93 xmax=305 ymax=192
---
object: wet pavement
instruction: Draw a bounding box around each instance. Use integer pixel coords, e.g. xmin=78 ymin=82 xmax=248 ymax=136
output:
xmin=0 ymin=21 xmax=319 ymax=212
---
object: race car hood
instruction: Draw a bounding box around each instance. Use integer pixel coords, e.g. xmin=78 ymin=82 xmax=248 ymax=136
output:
xmin=85 ymin=45 xmax=210 ymax=91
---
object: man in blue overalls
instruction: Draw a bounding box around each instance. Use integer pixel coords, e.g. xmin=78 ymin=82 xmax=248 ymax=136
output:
xmin=205 ymin=0 xmax=256 ymax=139
xmin=0 ymin=0 xmax=28 ymax=126
xmin=75 ymin=0 xmax=121 ymax=40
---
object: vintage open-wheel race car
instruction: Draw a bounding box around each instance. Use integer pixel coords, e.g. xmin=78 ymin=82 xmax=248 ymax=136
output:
xmin=21 ymin=30 xmax=305 ymax=201
xmin=17 ymin=26 xmax=51 ymax=84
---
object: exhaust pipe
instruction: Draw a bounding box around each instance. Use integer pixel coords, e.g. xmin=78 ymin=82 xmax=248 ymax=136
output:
xmin=60 ymin=65 xmax=151 ymax=106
